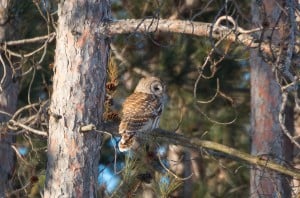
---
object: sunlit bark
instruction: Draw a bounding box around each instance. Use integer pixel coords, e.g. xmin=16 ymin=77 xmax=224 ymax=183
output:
xmin=250 ymin=0 xmax=294 ymax=196
xmin=44 ymin=0 xmax=111 ymax=197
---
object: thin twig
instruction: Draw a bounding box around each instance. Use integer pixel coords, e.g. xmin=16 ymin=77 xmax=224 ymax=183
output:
xmin=0 ymin=53 xmax=7 ymax=92
xmin=6 ymin=180 xmax=31 ymax=196
xmin=157 ymin=153 xmax=193 ymax=181
xmin=27 ymin=66 xmax=36 ymax=109
xmin=8 ymin=119 xmax=47 ymax=137
xmin=12 ymin=102 xmax=41 ymax=120
xmin=11 ymin=145 xmax=30 ymax=165
xmin=0 ymin=110 xmax=12 ymax=117
xmin=3 ymin=33 xmax=56 ymax=46
xmin=197 ymin=79 xmax=220 ymax=104
xmin=279 ymin=92 xmax=300 ymax=149
xmin=194 ymin=104 xmax=237 ymax=125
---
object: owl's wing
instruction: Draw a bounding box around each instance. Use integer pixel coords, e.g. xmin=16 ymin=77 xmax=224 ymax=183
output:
xmin=119 ymin=92 xmax=163 ymax=134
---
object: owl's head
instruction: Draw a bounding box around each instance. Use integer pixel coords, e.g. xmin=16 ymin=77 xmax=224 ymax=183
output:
xmin=134 ymin=76 xmax=166 ymax=96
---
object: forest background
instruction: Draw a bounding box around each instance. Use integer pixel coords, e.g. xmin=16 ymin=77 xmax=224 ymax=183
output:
xmin=0 ymin=0 xmax=300 ymax=197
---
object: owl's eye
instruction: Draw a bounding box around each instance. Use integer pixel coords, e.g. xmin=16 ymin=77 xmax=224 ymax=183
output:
xmin=151 ymin=83 xmax=162 ymax=93
xmin=154 ymin=86 xmax=161 ymax=91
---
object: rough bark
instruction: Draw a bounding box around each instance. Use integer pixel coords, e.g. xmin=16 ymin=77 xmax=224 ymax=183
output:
xmin=44 ymin=0 xmax=110 ymax=197
xmin=250 ymin=52 xmax=293 ymax=197
xmin=0 ymin=1 xmax=18 ymax=196
xmin=250 ymin=0 xmax=293 ymax=197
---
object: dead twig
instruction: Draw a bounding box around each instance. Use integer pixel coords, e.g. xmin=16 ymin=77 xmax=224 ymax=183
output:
xmin=8 ymin=119 xmax=47 ymax=137
xmin=279 ymin=92 xmax=300 ymax=149
xmin=157 ymin=153 xmax=193 ymax=181
xmin=3 ymin=33 xmax=56 ymax=46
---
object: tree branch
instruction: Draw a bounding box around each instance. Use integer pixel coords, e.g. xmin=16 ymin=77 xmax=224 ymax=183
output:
xmin=101 ymin=122 xmax=300 ymax=179
xmin=2 ymin=32 xmax=56 ymax=46
xmin=0 ymin=18 xmax=276 ymax=57
xmin=101 ymin=18 xmax=273 ymax=55
xmin=8 ymin=119 xmax=48 ymax=137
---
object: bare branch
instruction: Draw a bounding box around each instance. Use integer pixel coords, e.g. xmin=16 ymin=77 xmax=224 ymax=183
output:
xmin=8 ymin=119 xmax=47 ymax=137
xmin=102 ymin=19 xmax=274 ymax=55
xmin=157 ymin=153 xmax=193 ymax=181
xmin=3 ymin=32 xmax=55 ymax=46
xmin=11 ymin=145 xmax=29 ymax=165
xmin=279 ymin=92 xmax=300 ymax=149
xmin=0 ymin=53 xmax=7 ymax=92
xmin=196 ymin=79 xmax=220 ymax=104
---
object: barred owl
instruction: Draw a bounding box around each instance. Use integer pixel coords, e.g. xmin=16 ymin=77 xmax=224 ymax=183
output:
xmin=118 ymin=76 xmax=167 ymax=152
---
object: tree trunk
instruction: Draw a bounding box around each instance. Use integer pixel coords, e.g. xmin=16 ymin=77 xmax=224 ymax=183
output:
xmin=250 ymin=0 xmax=293 ymax=196
xmin=44 ymin=1 xmax=111 ymax=197
xmin=0 ymin=1 xmax=19 ymax=196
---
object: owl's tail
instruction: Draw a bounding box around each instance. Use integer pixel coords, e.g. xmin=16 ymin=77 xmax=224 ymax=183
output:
xmin=118 ymin=132 xmax=136 ymax=152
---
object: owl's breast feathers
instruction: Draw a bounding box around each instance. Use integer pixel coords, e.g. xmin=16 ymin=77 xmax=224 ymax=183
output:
xmin=119 ymin=92 xmax=163 ymax=134
xmin=122 ymin=92 xmax=163 ymax=117
xmin=118 ymin=92 xmax=163 ymax=151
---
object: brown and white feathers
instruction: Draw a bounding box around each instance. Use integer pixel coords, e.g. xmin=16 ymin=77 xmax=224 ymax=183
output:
xmin=118 ymin=76 xmax=166 ymax=152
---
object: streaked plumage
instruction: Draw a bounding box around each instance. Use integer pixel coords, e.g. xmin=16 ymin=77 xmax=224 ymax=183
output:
xmin=118 ymin=77 xmax=166 ymax=152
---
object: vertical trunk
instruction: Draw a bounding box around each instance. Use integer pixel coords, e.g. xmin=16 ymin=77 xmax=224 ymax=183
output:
xmin=0 ymin=1 xmax=19 ymax=196
xmin=44 ymin=1 xmax=110 ymax=197
xmin=250 ymin=52 xmax=292 ymax=197
xmin=250 ymin=0 xmax=293 ymax=196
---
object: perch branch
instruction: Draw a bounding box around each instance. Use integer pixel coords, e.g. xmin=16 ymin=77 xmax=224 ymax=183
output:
xmin=102 ymin=122 xmax=300 ymax=179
